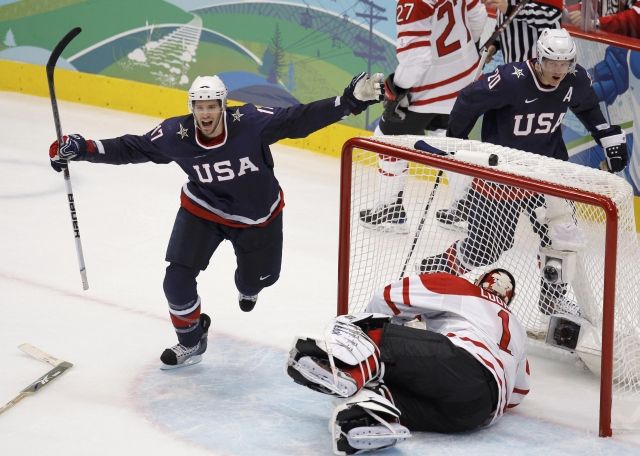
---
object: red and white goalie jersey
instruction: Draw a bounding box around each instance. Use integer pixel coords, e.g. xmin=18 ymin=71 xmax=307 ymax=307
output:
xmin=366 ymin=272 xmax=530 ymax=425
xmin=394 ymin=0 xmax=488 ymax=114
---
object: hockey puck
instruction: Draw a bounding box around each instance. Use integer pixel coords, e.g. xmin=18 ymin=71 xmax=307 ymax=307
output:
xmin=488 ymin=154 xmax=498 ymax=166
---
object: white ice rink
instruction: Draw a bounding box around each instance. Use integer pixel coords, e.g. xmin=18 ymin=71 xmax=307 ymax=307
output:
xmin=2 ymin=91 xmax=640 ymax=455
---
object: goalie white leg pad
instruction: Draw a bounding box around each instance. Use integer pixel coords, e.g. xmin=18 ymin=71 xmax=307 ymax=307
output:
xmin=287 ymin=317 xmax=385 ymax=397
xmin=331 ymin=389 xmax=411 ymax=455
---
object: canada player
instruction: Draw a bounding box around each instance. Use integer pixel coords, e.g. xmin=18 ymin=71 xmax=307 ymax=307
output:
xmin=287 ymin=270 xmax=528 ymax=455
xmin=419 ymin=28 xmax=628 ymax=316
xmin=49 ymin=72 xmax=384 ymax=369
xmin=359 ymin=0 xmax=487 ymax=233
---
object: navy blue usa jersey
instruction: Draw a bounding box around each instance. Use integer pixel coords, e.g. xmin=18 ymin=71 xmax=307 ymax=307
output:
xmin=447 ymin=60 xmax=607 ymax=160
xmin=79 ymin=97 xmax=350 ymax=226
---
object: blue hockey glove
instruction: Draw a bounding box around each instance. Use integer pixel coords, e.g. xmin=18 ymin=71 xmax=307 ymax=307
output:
xmin=342 ymin=72 xmax=384 ymax=115
xmin=49 ymin=134 xmax=92 ymax=172
xmin=593 ymin=125 xmax=628 ymax=173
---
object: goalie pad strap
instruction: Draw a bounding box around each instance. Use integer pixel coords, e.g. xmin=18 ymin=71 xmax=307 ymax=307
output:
xmin=332 ymin=389 xmax=411 ymax=455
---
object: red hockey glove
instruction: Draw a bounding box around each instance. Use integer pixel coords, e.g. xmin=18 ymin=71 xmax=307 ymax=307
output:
xmin=49 ymin=134 xmax=94 ymax=172
xmin=382 ymin=73 xmax=410 ymax=123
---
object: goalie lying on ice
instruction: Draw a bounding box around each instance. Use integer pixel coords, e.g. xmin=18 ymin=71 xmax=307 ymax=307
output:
xmin=286 ymin=271 xmax=530 ymax=455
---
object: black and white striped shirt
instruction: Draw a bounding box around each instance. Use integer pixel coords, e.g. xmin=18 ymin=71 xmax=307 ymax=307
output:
xmin=495 ymin=0 xmax=563 ymax=63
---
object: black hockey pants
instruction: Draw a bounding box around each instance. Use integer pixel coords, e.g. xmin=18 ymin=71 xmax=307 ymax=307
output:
xmin=379 ymin=323 xmax=498 ymax=433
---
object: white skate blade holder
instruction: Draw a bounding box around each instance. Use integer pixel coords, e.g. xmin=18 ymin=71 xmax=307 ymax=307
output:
xmin=346 ymin=424 xmax=411 ymax=450
xmin=160 ymin=354 xmax=203 ymax=370
xmin=414 ymin=140 xmax=499 ymax=167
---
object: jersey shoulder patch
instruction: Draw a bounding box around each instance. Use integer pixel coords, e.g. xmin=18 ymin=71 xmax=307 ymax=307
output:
xmin=571 ymin=64 xmax=591 ymax=84
xmin=501 ymin=62 xmax=529 ymax=83
xmin=232 ymin=103 xmax=277 ymax=118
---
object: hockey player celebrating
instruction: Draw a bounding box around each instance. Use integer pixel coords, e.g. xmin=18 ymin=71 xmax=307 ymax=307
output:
xmin=418 ymin=28 xmax=628 ymax=315
xmin=48 ymin=72 xmax=384 ymax=369
xmin=287 ymin=270 xmax=529 ymax=455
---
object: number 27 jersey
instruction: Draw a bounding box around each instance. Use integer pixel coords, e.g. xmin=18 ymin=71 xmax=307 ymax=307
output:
xmin=393 ymin=0 xmax=487 ymax=114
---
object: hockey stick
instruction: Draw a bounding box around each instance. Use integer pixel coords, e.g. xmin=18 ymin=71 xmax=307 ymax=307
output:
xmin=398 ymin=141 xmax=448 ymax=279
xmin=474 ymin=0 xmax=532 ymax=80
xmin=398 ymin=140 xmax=498 ymax=278
xmin=19 ymin=343 xmax=64 ymax=367
xmin=399 ymin=168 xmax=443 ymax=279
xmin=0 ymin=345 xmax=73 ymax=415
xmin=46 ymin=27 xmax=89 ymax=290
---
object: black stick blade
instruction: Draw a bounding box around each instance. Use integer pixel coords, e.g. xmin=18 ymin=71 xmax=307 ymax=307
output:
xmin=414 ymin=140 xmax=447 ymax=156
xmin=46 ymin=27 xmax=81 ymax=74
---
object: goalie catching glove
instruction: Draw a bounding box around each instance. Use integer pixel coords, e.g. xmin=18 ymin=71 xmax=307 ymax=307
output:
xmin=286 ymin=313 xmax=390 ymax=397
xmin=381 ymin=73 xmax=410 ymax=123
xmin=49 ymin=134 xmax=95 ymax=172
xmin=593 ymin=124 xmax=628 ymax=172
xmin=331 ymin=388 xmax=411 ymax=455
xmin=342 ymin=72 xmax=385 ymax=115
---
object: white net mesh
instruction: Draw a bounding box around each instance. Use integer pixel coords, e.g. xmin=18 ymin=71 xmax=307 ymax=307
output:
xmin=342 ymin=135 xmax=640 ymax=404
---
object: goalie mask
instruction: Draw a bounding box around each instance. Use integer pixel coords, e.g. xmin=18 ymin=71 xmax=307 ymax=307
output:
xmin=476 ymin=269 xmax=516 ymax=305
xmin=536 ymin=28 xmax=577 ymax=75
xmin=188 ymin=75 xmax=228 ymax=112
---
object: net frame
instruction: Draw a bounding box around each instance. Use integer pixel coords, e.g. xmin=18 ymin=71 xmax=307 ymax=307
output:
xmin=337 ymin=136 xmax=623 ymax=437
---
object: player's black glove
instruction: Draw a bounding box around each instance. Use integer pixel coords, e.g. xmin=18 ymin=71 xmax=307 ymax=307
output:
xmin=342 ymin=72 xmax=384 ymax=115
xmin=381 ymin=73 xmax=410 ymax=123
xmin=49 ymin=134 xmax=93 ymax=172
xmin=593 ymin=125 xmax=628 ymax=173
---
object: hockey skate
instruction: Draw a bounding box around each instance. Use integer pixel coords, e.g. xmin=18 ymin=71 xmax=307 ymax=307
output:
xmin=416 ymin=255 xmax=449 ymax=274
xmin=435 ymin=197 xmax=470 ymax=232
xmin=332 ymin=388 xmax=411 ymax=455
xmin=416 ymin=250 xmax=460 ymax=275
xmin=359 ymin=195 xmax=409 ymax=234
xmin=160 ymin=313 xmax=211 ymax=370
xmin=539 ymin=295 xmax=582 ymax=317
xmin=238 ymin=292 xmax=258 ymax=312
xmin=538 ymin=282 xmax=581 ymax=317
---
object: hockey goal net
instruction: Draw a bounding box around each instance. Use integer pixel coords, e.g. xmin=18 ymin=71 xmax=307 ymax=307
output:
xmin=337 ymin=135 xmax=640 ymax=437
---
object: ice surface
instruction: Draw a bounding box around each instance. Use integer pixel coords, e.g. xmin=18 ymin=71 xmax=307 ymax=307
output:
xmin=1 ymin=91 xmax=639 ymax=455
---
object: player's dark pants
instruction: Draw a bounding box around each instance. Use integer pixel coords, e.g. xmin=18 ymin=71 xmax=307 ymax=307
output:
xmin=458 ymin=185 xmax=567 ymax=312
xmin=379 ymin=112 xmax=449 ymax=135
xmin=459 ymin=186 xmax=548 ymax=267
xmin=162 ymin=208 xmax=282 ymax=344
xmin=379 ymin=323 xmax=498 ymax=433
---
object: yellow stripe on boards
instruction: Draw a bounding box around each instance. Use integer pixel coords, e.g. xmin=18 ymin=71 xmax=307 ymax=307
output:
xmin=2 ymin=59 xmax=638 ymax=231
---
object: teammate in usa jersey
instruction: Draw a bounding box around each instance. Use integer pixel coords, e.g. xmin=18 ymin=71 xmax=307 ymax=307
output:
xmin=447 ymin=29 xmax=626 ymax=162
xmin=420 ymin=29 xmax=628 ymax=318
xmin=286 ymin=270 xmax=528 ymax=455
xmin=49 ymin=72 xmax=384 ymax=369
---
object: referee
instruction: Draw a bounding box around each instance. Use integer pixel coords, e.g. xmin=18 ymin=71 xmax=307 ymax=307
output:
xmin=485 ymin=0 xmax=563 ymax=63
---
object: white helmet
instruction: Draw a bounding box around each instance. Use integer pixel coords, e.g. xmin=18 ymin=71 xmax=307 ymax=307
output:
xmin=188 ymin=75 xmax=227 ymax=112
xmin=476 ymin=269 xmax=516 ymax=305
xmin=536 ymin=28 xmax=576 ymax=72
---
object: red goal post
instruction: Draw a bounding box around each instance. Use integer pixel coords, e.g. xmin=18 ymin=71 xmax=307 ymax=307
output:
xmin=337 ymin=135 xmax=639 ymax=437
